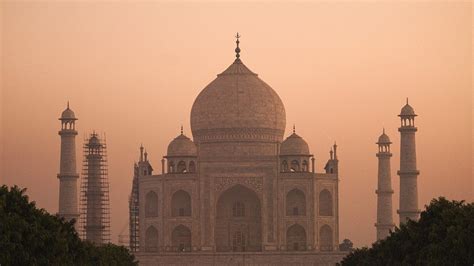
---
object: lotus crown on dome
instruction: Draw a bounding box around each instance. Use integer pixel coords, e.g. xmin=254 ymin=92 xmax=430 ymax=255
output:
xmin=280 ymin=133 xmax=310 ymax=156
xmin=167 ymin=134 xmax=197 ymax=157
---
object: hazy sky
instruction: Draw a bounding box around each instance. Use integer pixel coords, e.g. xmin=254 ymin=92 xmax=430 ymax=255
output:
xmin=1 ymin=2 xmax=472 ymax=247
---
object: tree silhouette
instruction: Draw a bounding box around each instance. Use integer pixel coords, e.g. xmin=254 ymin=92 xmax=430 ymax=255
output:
xmin=341 ymin=197 xmax=474 ymax=265
xmin=0 ymin=185 xmax=137 ymax=265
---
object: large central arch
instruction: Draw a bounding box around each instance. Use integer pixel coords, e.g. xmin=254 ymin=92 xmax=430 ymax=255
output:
xmin=215 ymin=184 xmax=262 ymax=252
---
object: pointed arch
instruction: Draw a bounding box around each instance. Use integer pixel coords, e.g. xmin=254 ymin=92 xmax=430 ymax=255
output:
xmin=290 ymin=160 xmax=300 ymax=172
xmin=287 ymin=224 xmax=307 ymax=251
xmin=145 ymin=226 xmax=158 ymax=252
xmin=286 ymin=188 xmax=306 ymax=216
xmin=168 ymin=161 xmax=175 ymax=173
xmin=319 ymin=189 xmax=333 ymax=216
xmin=302 ymin=160 xmax=309 ymax=172
xmin=171 ymin=225 xmax=191 ymax=252
xmin=171 ymin=190 xmax=191 ymax=217
xmin=177 ymin=161 xmax=187 ymax=173
xmin=281 ymin=160 xmax=288 ymax=172
xmin=145 ymin=191 xmax=158 ymax=217
xmin=215 ymin=185 xmax=262 ymax=252
xmin=188 ymin=161 xmax=196 ymax=173
xmin=319 ymin=225 xmax=333 ymax=251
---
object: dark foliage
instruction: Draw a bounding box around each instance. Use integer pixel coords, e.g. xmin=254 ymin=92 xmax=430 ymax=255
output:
xmin=0 ymin=185 xmax=138 ymax=266
xmin=341 ymin=197 xmax=474 ymax=265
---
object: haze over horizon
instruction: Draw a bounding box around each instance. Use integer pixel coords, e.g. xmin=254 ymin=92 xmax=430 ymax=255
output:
xmin=1 ymin=2 xmax=472 ymax=247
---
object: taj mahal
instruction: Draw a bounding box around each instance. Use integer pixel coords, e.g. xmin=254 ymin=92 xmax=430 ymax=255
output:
xmin=57 ymin=35 xmax=420 ymax=265
xmin=132 ymin=36 xmax=345 ymax=265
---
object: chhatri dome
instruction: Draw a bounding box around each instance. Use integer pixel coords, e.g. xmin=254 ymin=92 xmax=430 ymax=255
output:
xmin=400 ymin=98 xmax=416 ymax=116
xmin=191 ymin=33 xmax=286 ymax=142
xmin=280 ymin=126 xmax=310 ymax=155
xmin=60 ymin=102 xmax=77 ymax=120
xmin=377 ymin=128 xmax=391 ymax=144
xmin=167 ymin=127 xmax=197 ymax=157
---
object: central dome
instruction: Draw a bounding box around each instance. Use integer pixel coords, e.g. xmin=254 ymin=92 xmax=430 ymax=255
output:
xmin=191 ymin=58 xmax=286 ymax=142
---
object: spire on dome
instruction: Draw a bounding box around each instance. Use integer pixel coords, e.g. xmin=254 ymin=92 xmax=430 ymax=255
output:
xmin=180 ymin=125 xmax=184 ymax=135
xmin=235 ymin=32 xmax=241 ymax=60
xmin=293 ymin=124 xmax=296 ymax=134
xmin=60 ymin=101 xmax=77 ymax=120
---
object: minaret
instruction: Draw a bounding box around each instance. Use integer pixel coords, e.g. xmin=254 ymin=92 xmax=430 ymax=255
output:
xmin=57 ymin=102 xmax=80 ymax=223
xmin=375 ymin=129 xmax=395 ymax=240
xmin=80 ymin=132 xmax=110 ymax=244
xmin=397 ymin=99 xmax=420 ymax=224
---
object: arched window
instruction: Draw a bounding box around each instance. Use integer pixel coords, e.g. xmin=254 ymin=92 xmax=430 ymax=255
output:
xmin=290 ymin=160 xmax=300 ymax=172
xmin=168 ymin=161 xmax=175 ymax=173
xmin=145 ymin=226 xmax=158 ymax=252
xmin=188 ymin=161 xmax=196 ymax=173
xmin=320 ymin=225 xmax=333 ymax=251
xmin=232 ymin=201 xmax=245 ymax=217
xmin=319 ymin=189 xmax=333 ymax=216
xmin=302 ymin=160 xmax=309 ymax=172
xmin=215 ymin=185 xmax=262 ymax=252
xmin=177 ymin=161 xmax=187 ymax=173
xmin=287 ymin=224 xmax=307 ymax=251
xmin=286 ymin=189 xmax=306 ymax=216
xmin=171 ymin=225 xmax=191 ymax=252
xmin=145 ymin=191 xmax=158 ymax=217
xmin=281 ymin=160 xmax=288 ymax=172
xmin=171 ymin=190 xmax=192 ymax=217
xmin=232 ymin=231 xmax=246 ymax=252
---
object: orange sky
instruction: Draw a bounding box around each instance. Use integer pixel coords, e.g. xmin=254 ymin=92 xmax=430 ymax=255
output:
xmin=1 ymin=2 xmax=472 ymax=247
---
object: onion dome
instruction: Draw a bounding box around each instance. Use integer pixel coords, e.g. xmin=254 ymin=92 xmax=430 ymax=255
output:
xmin=280 ymin=127 xmax=310 ymax=156
xmin=59 ymin=102 xmax=77 ymax=120
xmin=377 ymin=129 xmax=391 ymax=144
xmin=167 ymin=129 xmax=197 ymax=157
xmin=190 ymin=35 xmax=286 ymax=143
xmin=400 ymin=98 xmax=416 ymax=116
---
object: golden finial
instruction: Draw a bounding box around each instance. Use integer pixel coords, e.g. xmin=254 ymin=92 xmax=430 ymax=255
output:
xmin=235 ymin=32 xmax=241 ymax=59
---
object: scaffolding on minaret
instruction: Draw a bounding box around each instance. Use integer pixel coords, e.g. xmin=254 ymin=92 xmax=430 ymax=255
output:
xmin=79 ymin=132 xmax=111 ymax=244
xmin=129 ymin=165 xmax=139 ymax=251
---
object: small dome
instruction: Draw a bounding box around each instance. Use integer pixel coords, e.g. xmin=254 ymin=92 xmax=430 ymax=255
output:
xmin=280 ymin=133 xmax=310 ymax=156
xmin=60 ymin=107 xmax=76 ymax=120
xmin=400 ymin=103 xmax=416 ymax=116
xmin=377 ymin=132 xmax=391 ymax=144
xmin=88 ymin=134 xmax=101 ymax=146
xmin=167 ymin=134 xmax=197 ymax=157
